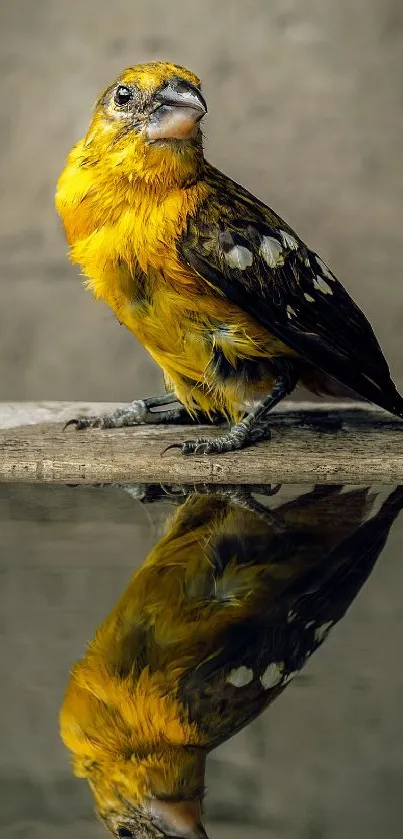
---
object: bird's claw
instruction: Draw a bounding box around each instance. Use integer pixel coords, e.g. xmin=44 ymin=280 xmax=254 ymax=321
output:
xmin=161 ymin=442 xmax=186 ymax=456
xmin=162 ymin=438 xmax=217 ymax=456
xmin=163 ymin=434 xmax=243 ymax=456
xmin=63 ymin=416 xmax=99 ymax=431
xmin=161 ymin=440 xmax=211 ymax=456
xmin=162 ymin=420 xmax=272 ymax=456
xmin=162 ymin=437 xmax=224 ymax=456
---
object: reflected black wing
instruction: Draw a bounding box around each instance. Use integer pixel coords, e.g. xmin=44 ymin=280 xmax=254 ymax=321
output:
xmin=179 ymin=166 xmax=403 ymax=416
xmin=180 ymin=486 xmax=403 ymax=747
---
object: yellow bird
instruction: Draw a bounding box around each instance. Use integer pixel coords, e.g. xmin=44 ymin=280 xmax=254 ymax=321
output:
xmin=56 ymin=61 xmax=403 ymax=455
xmin=60 ymin=484 xmax=403 ymax=838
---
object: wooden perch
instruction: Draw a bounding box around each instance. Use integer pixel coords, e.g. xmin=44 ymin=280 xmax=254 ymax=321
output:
xmin=0 ymin=401 xmax=402 ymax=485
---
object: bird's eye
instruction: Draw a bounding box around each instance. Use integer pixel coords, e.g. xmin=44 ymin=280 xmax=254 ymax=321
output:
xmin=117 ymin=827 xmax=133 ymax=838
xmin=114 ymin=85 xmax=132 ymax=106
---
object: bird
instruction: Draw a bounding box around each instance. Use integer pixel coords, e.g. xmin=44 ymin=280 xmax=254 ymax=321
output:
xmin=56 ymin=61 xmax=403 ymax=455
xmin=59 ymin=483 xmax=403 ymax=838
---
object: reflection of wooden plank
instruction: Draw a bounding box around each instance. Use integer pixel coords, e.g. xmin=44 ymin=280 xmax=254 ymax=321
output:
xmin=0 ymin=400 xmax=402 ymax=484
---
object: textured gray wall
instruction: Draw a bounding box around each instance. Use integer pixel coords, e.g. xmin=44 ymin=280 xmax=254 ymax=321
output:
xmin=1 ymin=0 xmax=403 ymax=402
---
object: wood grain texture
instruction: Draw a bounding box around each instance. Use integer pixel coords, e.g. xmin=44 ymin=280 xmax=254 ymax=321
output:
xmin=0 ymin=401 xmax=402 ymax=484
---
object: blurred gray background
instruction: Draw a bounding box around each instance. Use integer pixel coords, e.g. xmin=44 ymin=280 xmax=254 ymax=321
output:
xmin=1 ymin=0 xmax=403 ymax=403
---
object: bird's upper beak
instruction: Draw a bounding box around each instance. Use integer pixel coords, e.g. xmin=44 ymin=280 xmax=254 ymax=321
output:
xmin=146 ymin=80 xmax=207 ymax=142
xmin=149 ymin=797 xmax=208 ymax=838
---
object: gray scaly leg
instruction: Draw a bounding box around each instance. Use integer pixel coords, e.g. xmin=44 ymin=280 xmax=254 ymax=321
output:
xmin=164 ymin=358 xmax=299 ymax=456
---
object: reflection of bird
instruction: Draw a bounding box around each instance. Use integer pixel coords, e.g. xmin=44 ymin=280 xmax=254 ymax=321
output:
xmin=56 ymin=61 xmax=403 ymax=455
xmin=60 ymin=485 xmax=403 ymax=839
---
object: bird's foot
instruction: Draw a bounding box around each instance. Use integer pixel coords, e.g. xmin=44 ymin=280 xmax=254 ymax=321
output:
xmin=185 ymin=483 xmax=283 ymax=528
xmin=64 ymin=393 xmax=187 ymax=430
xmin=116 ymin=482 xmax=283 ymax=528
xmin=64 ymin=394 xmax=224 ymax=431
xmin=64 ymin=400 xmax=150 ymax=430
xmin=177 ymin=482 xmax=281 ymax=499
xmin=164 ymin=420 xmax=270 ymax=456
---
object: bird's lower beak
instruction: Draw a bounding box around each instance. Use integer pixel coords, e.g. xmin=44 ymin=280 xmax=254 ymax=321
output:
xmin=149 ymin=797 xmax=208 ymax=838
xmin=146 ymin=81 xmax=207 ymax=142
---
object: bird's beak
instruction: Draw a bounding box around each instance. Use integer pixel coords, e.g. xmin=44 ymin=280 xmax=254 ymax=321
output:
xmin=147 ymin=81 xmax=207 ymax=142
xmin=149 ymin=797 xmax=208 ymax=838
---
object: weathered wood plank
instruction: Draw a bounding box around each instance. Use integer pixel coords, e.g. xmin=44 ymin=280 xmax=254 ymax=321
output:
xmin=0 ymin=401 xmax=402 ymax=484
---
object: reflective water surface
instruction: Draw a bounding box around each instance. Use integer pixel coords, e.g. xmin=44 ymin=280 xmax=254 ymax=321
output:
xmin=2 ymin=483 xmax=403 ymax=839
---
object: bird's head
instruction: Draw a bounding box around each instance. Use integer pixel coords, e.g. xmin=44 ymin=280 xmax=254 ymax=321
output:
xmin=60 ymin=664 xmax=209 ymax=839
xmin=83 ymin=62 xmax=207 ymax=188
xmin=86 ymin=746 xmax=208 ymax=839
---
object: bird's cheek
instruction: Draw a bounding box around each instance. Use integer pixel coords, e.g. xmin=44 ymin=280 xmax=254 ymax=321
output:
xmin=146 ymin=106 xmax=202 ymax=142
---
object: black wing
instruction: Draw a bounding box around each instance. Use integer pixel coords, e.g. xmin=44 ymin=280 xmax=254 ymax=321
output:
xmin=179 ymin=166 xmax=403 ymax=416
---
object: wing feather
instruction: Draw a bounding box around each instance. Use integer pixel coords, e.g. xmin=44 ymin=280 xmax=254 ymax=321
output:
xmin=179 ymin=166 xmax=403 ymax=416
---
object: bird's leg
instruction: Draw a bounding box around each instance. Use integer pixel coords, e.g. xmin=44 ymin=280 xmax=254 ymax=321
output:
xmin=108 ymin=482 xmax=284 ymax=528
xmin=177 ymin=483 xmax=284 ymax=529
xmin=165 ymin=358 xmax=299 ymax=456
xmin=65 ymin=392 xmax=221 ymax=430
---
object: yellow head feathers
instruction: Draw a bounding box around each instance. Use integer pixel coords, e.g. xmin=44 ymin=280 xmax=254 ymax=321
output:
xmin=75 ymin=62 xmax=206 ymax=188
xmin=105 ymin=61 xmax=201 ymax=94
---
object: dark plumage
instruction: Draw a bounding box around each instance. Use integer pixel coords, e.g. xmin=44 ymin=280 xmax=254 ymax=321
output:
xmin=180 ymin=165 xmax=403 ymax=418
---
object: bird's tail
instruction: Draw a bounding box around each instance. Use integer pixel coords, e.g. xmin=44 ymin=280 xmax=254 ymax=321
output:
xmin=371 ymin=379 xmax=403 ymax=420
xmin=378 ymin=485 xmax=403 ymax=518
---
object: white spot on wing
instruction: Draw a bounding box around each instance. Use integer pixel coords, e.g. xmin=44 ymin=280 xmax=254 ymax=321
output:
xmin=286 ymin=305 xmax=297 ymax=319
xmin=280 ymin=230 xmax=298 ymax=250
xmin=225 ymin=245 xmax=253 ymax=270
xmin=260 ymin=662 xmax=283 ymax=689
xmin=315 ymin=256 xmax=335 ymax=281
xmin=314 ymin=621 xmax=333 ymax=643
xmin=304 ymin=293 xmax=315 ymax=303
xmin=259 ymin=236 xmax=284 ymax=268
xmin=313 ymin=275 xmax=333 ymax=295
xmin=227 ymin=666 xmax=254 ymax=687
